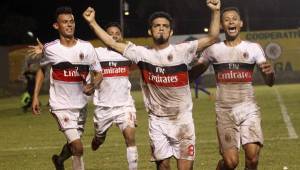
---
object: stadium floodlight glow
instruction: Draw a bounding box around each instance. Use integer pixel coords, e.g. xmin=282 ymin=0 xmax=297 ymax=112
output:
xmin=204 ymin=28 xmax=209 ymax=32
xmin=27 ymin=31 xmax=34 ymax=38
xmin=124 ymin=11 xmax=130 ymax=16
xmin=124 ymin=1 xmax=129 ymax=16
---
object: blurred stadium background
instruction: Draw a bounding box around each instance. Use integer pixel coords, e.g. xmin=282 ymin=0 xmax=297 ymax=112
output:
xmin=0 ymin=0 xmax=300 ymax=95
xmin=0 ymin=0 xmax=299 ymax=169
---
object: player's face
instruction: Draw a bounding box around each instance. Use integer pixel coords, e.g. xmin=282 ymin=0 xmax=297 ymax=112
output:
xmin=149 ymin=17 xmax=173 ymax=45
xmin=106 ymin=26 xmax=123 ymax=42
xmin=54 ymin=14 xmax=75 ymax=39
xmin=221 ymin=10 xmax=243 ymax=40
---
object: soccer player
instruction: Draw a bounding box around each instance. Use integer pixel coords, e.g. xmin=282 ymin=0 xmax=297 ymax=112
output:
xmin=31 ymin=6 xmax=103 ymax=170
xmin=92 ymin=22 xmax=138 ymax=170
xmin=189 ymin=7 xmax=275 ymax=170
xmin=82 ymin=0 xmax=221 ymax=169
xmin=28 ymin=22 xmax=138 ymax=170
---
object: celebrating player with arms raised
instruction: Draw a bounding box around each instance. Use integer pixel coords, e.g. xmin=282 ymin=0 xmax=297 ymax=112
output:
xmin=83 ymin=0 xmax=220 ymax=169
xmin=190 ymin=7 xmax=274 ymax=170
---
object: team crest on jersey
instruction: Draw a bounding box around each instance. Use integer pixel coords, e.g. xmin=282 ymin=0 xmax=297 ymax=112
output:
xmin=79 ymin=53 xmax=84 ymax=60
xmin=243 ymin=52 xmax=249 ymax=59
xmin=167 ymin=54 xmax=173 ymax=62
xmin=63 ymin=116 xmax=69 ymax=123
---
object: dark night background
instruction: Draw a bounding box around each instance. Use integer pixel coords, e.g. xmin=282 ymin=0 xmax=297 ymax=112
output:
xmin=0 ymin=0 xmax=299 ymax=45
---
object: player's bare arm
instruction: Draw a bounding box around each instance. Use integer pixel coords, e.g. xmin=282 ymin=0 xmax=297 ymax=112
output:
xmin=32 ymin=67 xmax=45 ymax=115
xmin=188 ymin=60 xmax=210 ymax=82
xmin=259 ymin=62 xmax=275 ymax=86
xmin=197 ymin=0 xmax=221 ymax=51
xmin=83 ymin=71 xmax=103 ymax=96
xmin=129 ymin=63 xmax=138 ymax=71
xmin=92 ymin=71 xmax=103 ymax=88
xmin=28 ymin=39 xmax=44 ymax=115
xmin=83 ymin=7 xmax=127 ymax=54
xmin=83 ymin=83 xmax=94 ymax=96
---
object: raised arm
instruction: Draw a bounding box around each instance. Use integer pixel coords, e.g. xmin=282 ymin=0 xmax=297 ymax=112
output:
xmin=197 ymin=0 xmax=221 ymax=51
xmin=83 ymin=7 xmax=127 ymax=54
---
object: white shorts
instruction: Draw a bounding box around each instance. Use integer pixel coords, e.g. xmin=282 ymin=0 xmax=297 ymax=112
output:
xmin=93 ymin=105 xmax=136 ymax=137
xmin=217 ymin=112 xmax=263 ymax=152
xmin=149 ymin=114 xmax=195 ymax=161
xmin=51 ymin=107 xmax=87 ymax=142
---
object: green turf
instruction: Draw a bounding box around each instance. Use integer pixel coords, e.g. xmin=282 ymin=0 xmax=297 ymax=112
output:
xmin=0 ymin=84 xmax=299 ymax=169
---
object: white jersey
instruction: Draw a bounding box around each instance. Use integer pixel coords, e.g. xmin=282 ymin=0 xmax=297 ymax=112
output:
xmin=123 ymin=40 xmax=198 ymax=119
xmin=93 ymin=47 xmax=134 ymax=107
xmin=200 ymin=41 xmax=266 ymax=113
xmin=41 ymin=39 xmax=102 ymax=110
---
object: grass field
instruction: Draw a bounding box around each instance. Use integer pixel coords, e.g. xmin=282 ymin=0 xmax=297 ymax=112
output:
xmin=0 ymin=84 xmax=299 ymax=170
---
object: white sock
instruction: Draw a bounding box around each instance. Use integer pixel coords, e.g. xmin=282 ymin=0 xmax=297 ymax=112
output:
xmin=127 ymin=146 xmax=138 ymax=170
xmin=72 ymin=155 xmax=84 ymax=170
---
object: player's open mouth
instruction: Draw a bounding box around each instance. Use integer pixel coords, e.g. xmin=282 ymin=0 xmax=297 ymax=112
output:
xmin=228 ymin=27 xmax=236 ymax=33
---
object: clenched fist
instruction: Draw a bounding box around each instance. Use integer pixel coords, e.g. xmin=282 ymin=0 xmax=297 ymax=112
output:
xmin=207 ymin=0 xmax=221 ymax=11
xmin=83 ymin=7 xmax=96 ymax=24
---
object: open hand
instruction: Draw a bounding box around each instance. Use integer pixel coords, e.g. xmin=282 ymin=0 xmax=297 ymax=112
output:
xmin=27 ymin=38 xmax=44 ymax=59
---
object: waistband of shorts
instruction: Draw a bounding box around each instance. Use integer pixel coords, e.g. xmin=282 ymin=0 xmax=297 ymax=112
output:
xmin=149 ymin=111 xmax=193 ymax=122
xmin=50 ymin=106 xmax=87 ymax=113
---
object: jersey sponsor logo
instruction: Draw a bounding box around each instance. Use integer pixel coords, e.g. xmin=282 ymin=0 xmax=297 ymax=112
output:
xmin=100 ymin=60 xmax=132 ymax=67
xmin=100 ymin=61 xmax=131 ymax=77
xmin=102 ymin=66 xmax=129 ymax=77
xmin=52 ymin=62 xmax=89 ymax=82
xmin=213 ymin=63 xmax=255 ymax=83
xmin=138 ymin=61 xmax=188 ymax=87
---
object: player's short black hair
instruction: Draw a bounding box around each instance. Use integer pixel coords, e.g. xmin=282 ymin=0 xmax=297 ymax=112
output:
xmin=54 ymin=6 xmax=73 ymax=21
xmin=105 ymin=22 xmax=122 ymax=32
xmin=221 ymin=7 xmax=241 ymax=19
xmin=148 ymin=11 xmax=173 ymax=29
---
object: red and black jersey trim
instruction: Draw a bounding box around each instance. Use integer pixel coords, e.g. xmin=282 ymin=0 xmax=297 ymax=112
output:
xmin=138 ymin=61 xmax=187 ymax=74
xmin=100 ymin=60 xmax=132 ymax=67
xmin=213 ymin=63 xmax=255 ymax=72
xmin=52 ymin=62 xmax=89 ymax=82
xmin=137 ymin=61 xmax=189 ymax=87
xmin=212 ymin=63 xmax=255 ymax=83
